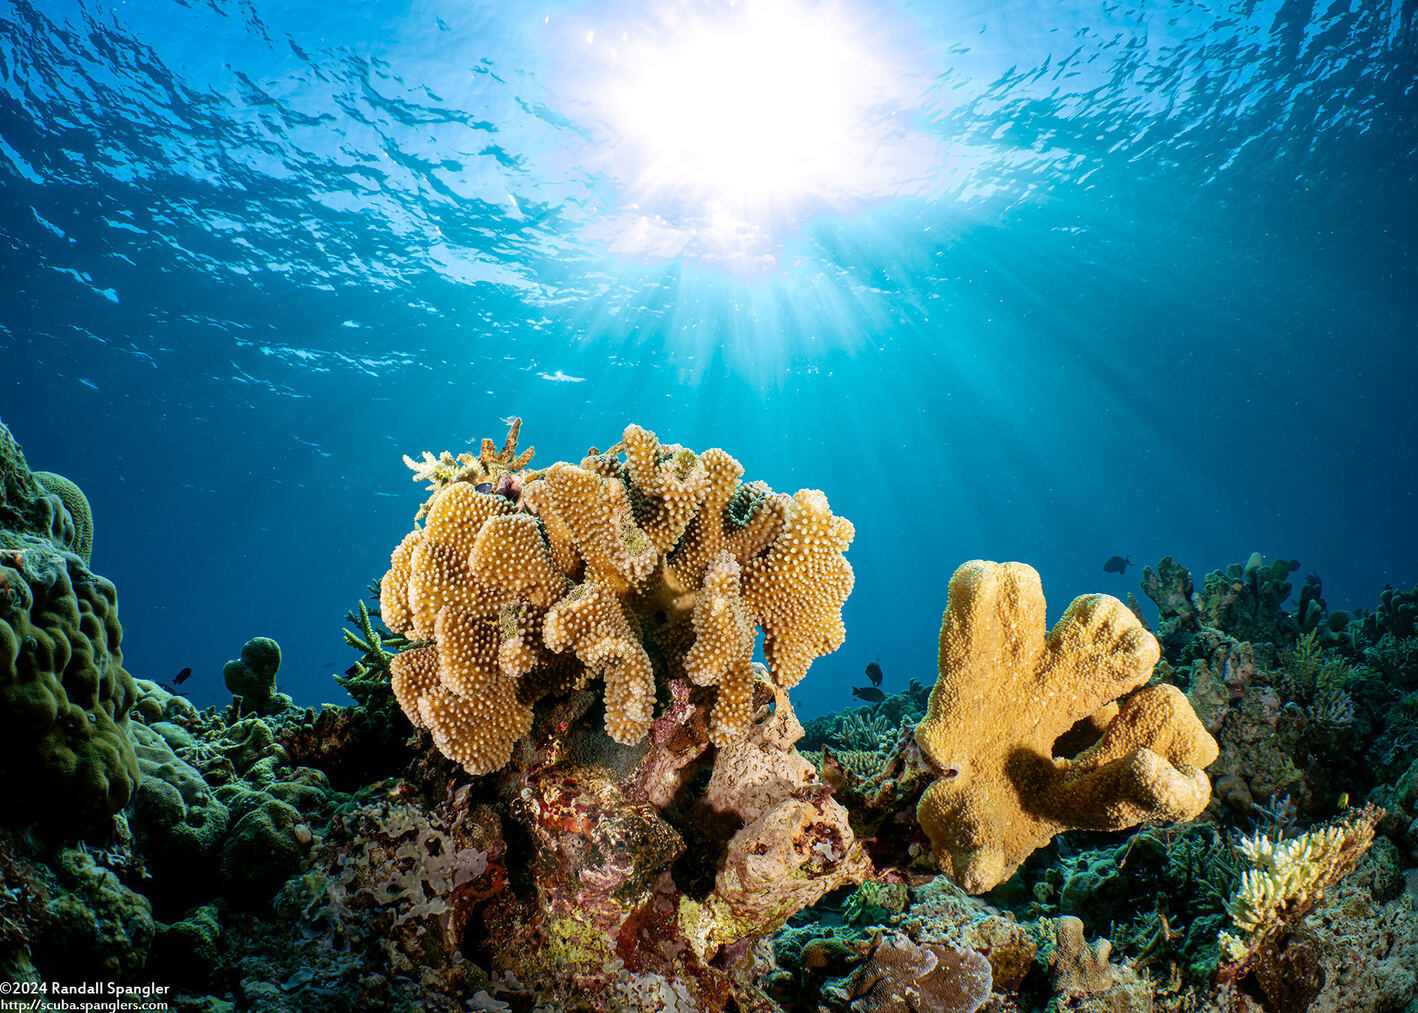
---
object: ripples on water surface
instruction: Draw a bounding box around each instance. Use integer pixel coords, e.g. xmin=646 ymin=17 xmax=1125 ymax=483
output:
xmin=1 ymin=0 xmax=1414 ymax=711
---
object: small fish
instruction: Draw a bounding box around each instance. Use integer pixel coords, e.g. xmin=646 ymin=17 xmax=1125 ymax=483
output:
xmin=174 ymin=666 xmax=193 ymax=685
xmin=852 ymin=686 xmax=885 ymax=703
xmin=1103 ymin=555 xmax=1134 ymax=575
xmin=865 ymin=659 xmax=883 ymax=687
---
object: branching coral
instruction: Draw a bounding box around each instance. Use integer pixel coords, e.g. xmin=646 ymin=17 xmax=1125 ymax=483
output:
xmin=1217 ymin=805 xmax=1385 ymax=1009
xmin=1220 ymin=804 xmax=1381 ymax=949
xmin=338 ymin=594 xmax=407 ymax=708
xmin=831 ymin=710 xmax=896 ymax=752
xmin=914 ymin=560 xmax=1219 ymax=893
xmin=403 ymin=418 xmax=535 ymax=521
xmin=379 ymin=423 xmax=854 ymax=775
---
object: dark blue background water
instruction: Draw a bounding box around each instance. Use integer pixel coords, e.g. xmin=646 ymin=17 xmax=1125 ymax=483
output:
xmin=3 ymin=0 xmax=1415 ymax=718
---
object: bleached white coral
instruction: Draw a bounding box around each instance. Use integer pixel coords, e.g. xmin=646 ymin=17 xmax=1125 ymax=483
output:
xmin=1217 ymin=930 xmax=1248 ymax=964
xmin=1226 ymin=811 xmax=1376 ymax=937
xmin=404 ymin=449 xmax=483 ymax=490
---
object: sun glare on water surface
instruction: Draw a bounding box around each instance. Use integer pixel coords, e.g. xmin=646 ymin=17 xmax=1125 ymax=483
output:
xmin=547 ymin=0 xmax=939 ymax=266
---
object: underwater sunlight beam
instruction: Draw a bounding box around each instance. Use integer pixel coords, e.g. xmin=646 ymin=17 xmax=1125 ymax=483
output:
xmin=555 ymin=0 xmax=939 ymax=265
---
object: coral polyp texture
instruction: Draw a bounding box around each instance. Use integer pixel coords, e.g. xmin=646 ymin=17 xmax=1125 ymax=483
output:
xmin=0 ymin=420 xmax=138 ymax=832
xmin=380 ymin=423 xmax=854 ymax=774
xmin=914 ymin=560 xmax=1220 ymax=893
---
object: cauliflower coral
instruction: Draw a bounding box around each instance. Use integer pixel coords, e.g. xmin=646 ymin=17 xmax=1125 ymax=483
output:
xmin=379 ymin=423 xmax=854 ymax=775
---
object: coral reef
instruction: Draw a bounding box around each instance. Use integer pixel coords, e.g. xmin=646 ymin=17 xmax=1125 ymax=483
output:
xmin=8 ymin=403 xmax=1418 ymax=1013
xmin=426 ymin=667 xmax=872 ymax=1010
xmin=913 ymin=560 xmax=1219 ymax=893
xmin=0 ymin=420 xmax=138 ymax=833
xmin=1195 ymin=553 xmax=1300 ymax=646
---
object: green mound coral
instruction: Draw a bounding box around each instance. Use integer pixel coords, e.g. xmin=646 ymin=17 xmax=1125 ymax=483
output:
xmin=199 ymin=721 xmax=340 ymax=897
xmin=0 ymin=419 xmax=138 ymax=833
xmin=1196 ymin=552 xmax=1300 ymax=645
xmin=32 ymin=848 xmax=155 ymax=981
xmin=148 ymin=905 xmax=221 ymax=988
xmin=223 ymin=636 xmax=291 ymax=715
xmin=33 ymin=470 xmax=93 ymax=565
xmin=129 ymin=722 xmax=230 ymax=868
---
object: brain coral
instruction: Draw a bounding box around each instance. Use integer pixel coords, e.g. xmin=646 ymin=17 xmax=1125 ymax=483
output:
xmin=915 ymin=560 xmax=1218 ymax=893
xmin=33 ymin=470 xmax=93 ymax=565
xmin=380 ymin=423 xmax=854 ymax=775
xmin=0 ymin=420 xmax=138 ymax=832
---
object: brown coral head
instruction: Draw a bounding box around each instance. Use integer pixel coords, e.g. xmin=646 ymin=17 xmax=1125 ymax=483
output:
xmin=852 ymin=934 xmax=993 ymax=1013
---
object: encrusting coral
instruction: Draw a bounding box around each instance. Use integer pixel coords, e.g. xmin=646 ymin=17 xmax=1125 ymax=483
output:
xmin=848 ymin=933 xmax=993 ymax=1013
xmin=683 ymin=679 xmax=871 ymax=959
xmin=914 ymin=560 xmax=1220 ymax=893
xmin=380 ymin=422 xmax=855 ymax=774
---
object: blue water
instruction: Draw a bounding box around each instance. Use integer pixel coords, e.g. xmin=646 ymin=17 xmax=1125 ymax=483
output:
xmin=2 ymin=0 xmax=1414 ymax=719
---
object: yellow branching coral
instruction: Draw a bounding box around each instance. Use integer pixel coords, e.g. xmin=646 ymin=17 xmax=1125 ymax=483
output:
xmin=664 ymin=448 xmax=784 ymax=596
xmin=379 ymin=423 xmax=854 ymax=774
xmin=543 ymin=581 xmax=657 ymax=744
xmin=543 ymin=460 xmax=657 ymax=592
xmin=915 ymin=560 xmax=1219 ymax=893
xmin=685 ymin=553 xmax=757 ymax=744
xmin=622 ymin=423 xmax=705 ymax=554
xmin=742 ymin=489 xmax=855 ymax=688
